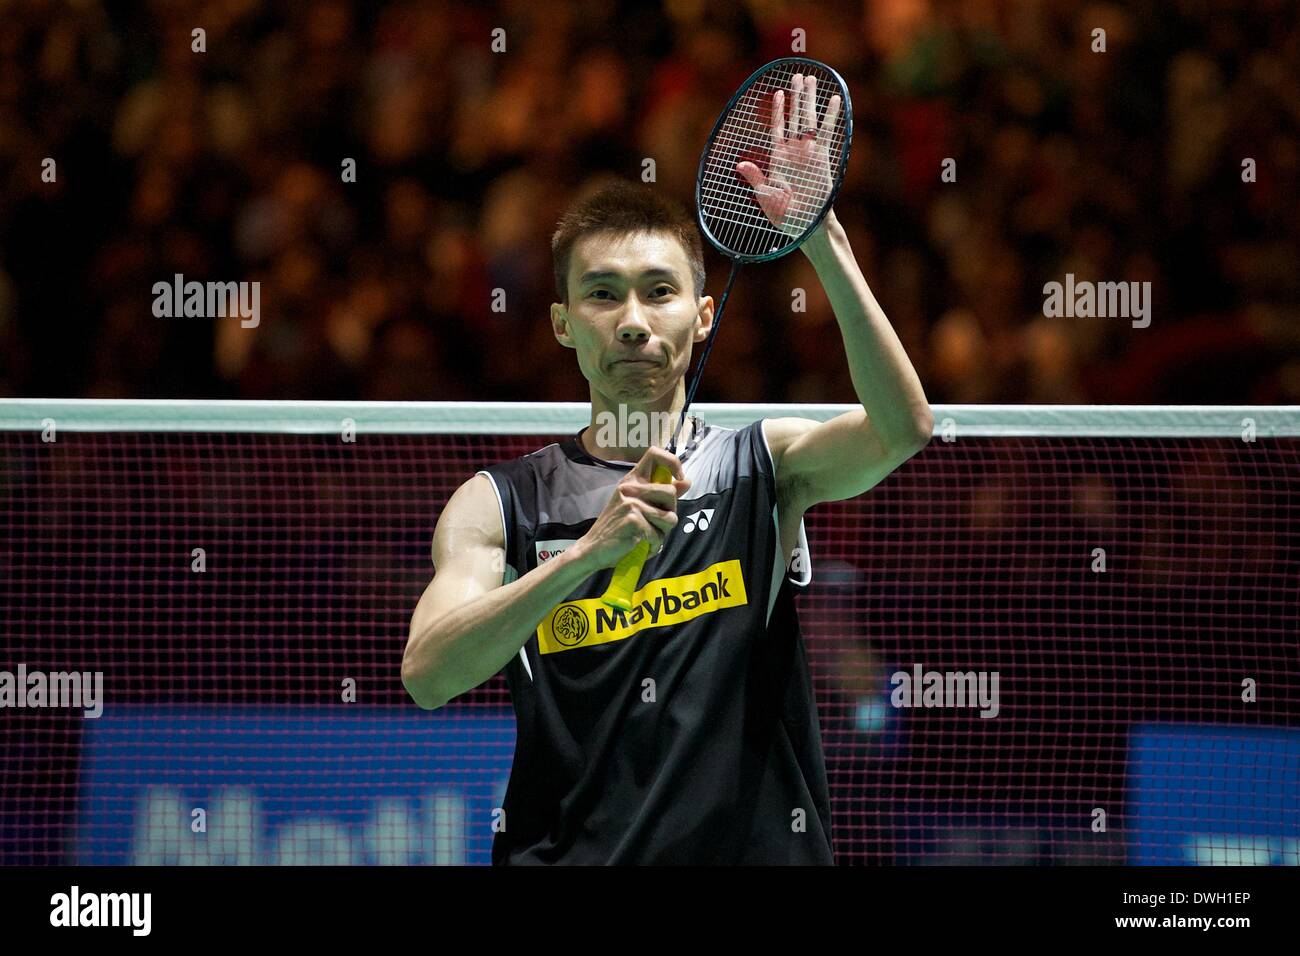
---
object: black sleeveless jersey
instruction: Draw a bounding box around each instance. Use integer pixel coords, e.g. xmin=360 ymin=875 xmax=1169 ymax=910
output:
xmin=475 ymin=415 xmax=833 ymax=865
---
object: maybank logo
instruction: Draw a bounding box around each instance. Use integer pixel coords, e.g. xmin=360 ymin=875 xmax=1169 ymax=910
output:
xmin=536 ymin=559 xmax=748 ymax=655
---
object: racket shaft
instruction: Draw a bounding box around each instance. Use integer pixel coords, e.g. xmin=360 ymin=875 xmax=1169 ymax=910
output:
xmin=600 ymin=463 xmax=674 ymax=610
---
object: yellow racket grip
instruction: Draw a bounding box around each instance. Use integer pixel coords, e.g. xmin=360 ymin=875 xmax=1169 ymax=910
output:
xmin=600 ymin=463 xmax=674 ymax=611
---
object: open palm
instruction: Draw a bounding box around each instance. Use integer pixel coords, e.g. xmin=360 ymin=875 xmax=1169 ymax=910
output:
xmin=736 ymin=73 xmax=841 ymax=237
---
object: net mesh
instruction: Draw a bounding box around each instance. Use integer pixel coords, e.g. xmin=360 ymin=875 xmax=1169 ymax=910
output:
xmin=0 ymin=405 xmax=1297 ymax=865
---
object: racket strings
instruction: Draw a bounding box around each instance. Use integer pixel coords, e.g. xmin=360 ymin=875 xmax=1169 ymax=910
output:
xmin=675 ymin=58 xmax=849 ymax=444
xmin=699 ymin=61 xmax=848 ymax=258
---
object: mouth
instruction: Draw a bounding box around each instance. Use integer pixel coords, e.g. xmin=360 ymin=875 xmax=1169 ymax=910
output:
xmin=613 ymin=359 xmax=659 ymax=367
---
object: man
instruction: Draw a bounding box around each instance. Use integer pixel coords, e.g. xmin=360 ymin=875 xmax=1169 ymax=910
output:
xmin=404 ymin=77 xmax=931 ymax=864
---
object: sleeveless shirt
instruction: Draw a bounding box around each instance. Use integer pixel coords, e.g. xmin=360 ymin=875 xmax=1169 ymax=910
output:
xmin=475 ymin=415 xmax=833 ymax=864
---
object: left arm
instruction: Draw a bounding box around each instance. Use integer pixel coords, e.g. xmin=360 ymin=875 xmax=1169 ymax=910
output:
xmin=764 ymin=208 xmax=933 ymax=515
xmin=735 ymin=72 xmax=932 ymax=517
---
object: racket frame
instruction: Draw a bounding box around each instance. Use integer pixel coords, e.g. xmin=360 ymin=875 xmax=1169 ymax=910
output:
xmin=694 ymin=56 xmax=854 ymax=264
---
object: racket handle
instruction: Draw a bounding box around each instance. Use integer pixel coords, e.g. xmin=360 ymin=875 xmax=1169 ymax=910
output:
xmin=600 ymin=463 xmax=674 ymax=611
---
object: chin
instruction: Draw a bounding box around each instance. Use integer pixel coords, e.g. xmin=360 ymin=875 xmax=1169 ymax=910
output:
xmin=607 ymin=379 xmax=663 ymax=401
xmin=612 ymin=386 xmax=656 ymax=402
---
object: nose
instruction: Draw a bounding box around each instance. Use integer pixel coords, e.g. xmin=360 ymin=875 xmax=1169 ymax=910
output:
xmin=615 ymin=297 xmax=653 ymax=341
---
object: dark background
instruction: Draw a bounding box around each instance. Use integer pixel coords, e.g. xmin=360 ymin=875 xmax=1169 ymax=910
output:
xmin=1 ymin=0 xmax=1298 ymax=404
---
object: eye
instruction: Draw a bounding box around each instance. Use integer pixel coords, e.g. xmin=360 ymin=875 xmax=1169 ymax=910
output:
xmin=651 ymin=285 xmax=674 ymax=298
xmin=589 ymin=289 xmax=614 ymax=299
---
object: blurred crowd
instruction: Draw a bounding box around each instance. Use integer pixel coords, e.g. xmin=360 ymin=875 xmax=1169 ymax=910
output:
xmin=1 ymin=0 xmax=1298 ymax=404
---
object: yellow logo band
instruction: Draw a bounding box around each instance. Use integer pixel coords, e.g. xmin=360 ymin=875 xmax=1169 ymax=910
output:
xmin=536 ymin=559 xmax=749 ymax=655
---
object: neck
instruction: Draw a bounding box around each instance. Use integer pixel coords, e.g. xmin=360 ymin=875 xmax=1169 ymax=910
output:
xmin=583 ymin=387 xmax=691 ymax=463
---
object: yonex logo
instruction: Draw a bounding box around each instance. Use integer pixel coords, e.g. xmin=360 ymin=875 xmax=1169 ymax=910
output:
xmin=535 ymin=538 xmax=578 ymax=564
xmin=681 ymin=509 xmax=714 ymax=534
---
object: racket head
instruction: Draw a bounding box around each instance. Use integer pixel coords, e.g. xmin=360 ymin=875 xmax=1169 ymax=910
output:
xmin=695 ymin=57 xmax=853 ymax=263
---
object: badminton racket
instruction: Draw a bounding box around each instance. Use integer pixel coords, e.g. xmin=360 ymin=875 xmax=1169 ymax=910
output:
xmin=600 ymin=56 xmax=853 ymax=610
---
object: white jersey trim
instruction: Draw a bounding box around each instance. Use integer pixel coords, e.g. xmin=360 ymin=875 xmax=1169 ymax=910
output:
xmin=475 ymin=469 xmax=532 ymax=682
xmin=757 ymin=419 xmax=814 ymax=599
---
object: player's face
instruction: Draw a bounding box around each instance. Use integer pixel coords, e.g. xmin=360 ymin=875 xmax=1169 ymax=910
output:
xmin=552 ymin=230 xmax=712 ymax=404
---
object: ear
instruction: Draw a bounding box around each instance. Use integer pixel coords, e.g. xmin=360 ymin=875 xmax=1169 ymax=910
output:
xmin=551 ymin=302 xmax=576 ymax=349
xmin=694 ymin=295 xmax=715 ymax=343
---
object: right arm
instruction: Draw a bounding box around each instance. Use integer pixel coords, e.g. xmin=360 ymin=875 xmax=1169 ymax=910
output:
xmin=402 ymin=448 xmax=690 ymax=710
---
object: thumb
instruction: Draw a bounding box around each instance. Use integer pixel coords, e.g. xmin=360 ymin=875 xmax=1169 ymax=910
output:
xmin=633 ymin=446 xmax=670 ymax=480
xmin=736 ymin=161 xmax=766 ymax=189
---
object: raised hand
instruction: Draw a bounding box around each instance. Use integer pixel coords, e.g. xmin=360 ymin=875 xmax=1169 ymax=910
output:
xmin=736 ymin=73 xmax=840 ymax=236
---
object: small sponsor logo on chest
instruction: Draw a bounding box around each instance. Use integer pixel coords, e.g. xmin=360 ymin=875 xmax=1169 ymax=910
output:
xmin=680 ymin=508 xmax=714 ymax=533
xmin=533 ymin=504 xmax=714 ymax=566
xmin=535 ymin=538 xmax=579 ymax=564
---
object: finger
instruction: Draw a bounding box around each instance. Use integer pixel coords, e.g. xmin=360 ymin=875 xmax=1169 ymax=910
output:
xmin=636 ymin=501 xmax=678 ymax=536
xmin=803 ymin=74 xmax=817 ymax=135
xmin=750 ymin=182 xmax=789 ymax=225
xmin=635 ymin=445 xmax=684 ymax=480
xmin=820 ymin=93 xmax=841 ymax=138
xmin=624 ymin=481 xmax=679 ymax=510
xmin=737 ymin=160 xmax=766 ymax=190
xmin=625 ymin=498 xmax=675 ymax=540
xmin=629 ymin=451 xmax=684 ymax=493
xmin=631 ymin=445 xmax=666 ymax=478
xmin=770 ymin=89 xmax=784 ymax=146
xmin=787 ymin=73 xmax=802 ymax=140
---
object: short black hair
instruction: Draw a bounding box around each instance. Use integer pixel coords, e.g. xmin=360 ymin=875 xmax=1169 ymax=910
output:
xmin=551 ymin=178 xmax=706 ymax=306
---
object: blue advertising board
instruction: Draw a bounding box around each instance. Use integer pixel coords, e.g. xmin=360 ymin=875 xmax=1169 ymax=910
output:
xmin=1127 ymin=724 xmax=1300 ymax=865
xmin=78 ymin=706 xmax=516 ymax=865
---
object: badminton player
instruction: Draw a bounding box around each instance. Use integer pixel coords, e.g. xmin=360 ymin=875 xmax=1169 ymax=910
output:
xmin=403 ymin=76 xmax=932 ymax=864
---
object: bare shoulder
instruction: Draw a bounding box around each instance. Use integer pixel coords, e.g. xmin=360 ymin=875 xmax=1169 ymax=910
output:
xmin=759 ymin=417 xmax=821 ymax=513
xmin=432 ymin=473 xmax=505 ymax=567
xmin=760 ymin=416 xmax=819 ymax=469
